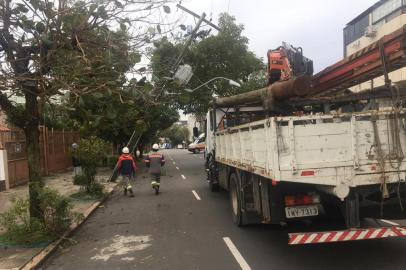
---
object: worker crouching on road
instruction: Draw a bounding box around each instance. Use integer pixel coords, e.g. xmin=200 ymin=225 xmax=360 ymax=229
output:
xmin=116 ymin=147 xmax=138 ymax=197
xmin=144 ymin=144 xmax=165 ymax=194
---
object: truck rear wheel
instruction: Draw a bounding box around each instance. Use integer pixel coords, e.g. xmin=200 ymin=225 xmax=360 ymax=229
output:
xmin=194 ymin=148 xmax=199 ymax=154
xmin=229 ymin=173 xmax=243 ymax=226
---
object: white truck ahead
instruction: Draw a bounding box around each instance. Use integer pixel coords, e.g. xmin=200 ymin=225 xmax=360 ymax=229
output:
xmin=203 ymin=30 xmax=406 ymax=244
xmin=205 ymin=104 xmax=406 ymax=242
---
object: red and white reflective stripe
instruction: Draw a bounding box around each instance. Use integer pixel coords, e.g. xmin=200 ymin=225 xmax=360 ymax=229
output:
xmin=288 ymin=227 xmax=406 ymax=245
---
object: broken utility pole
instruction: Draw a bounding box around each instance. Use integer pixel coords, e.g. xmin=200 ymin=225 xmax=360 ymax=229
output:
xmin=171 ymin=4 xmax=220 ymax=73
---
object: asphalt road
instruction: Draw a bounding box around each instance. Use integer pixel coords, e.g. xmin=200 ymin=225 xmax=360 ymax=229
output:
xmin=43 ymin=149 xmax=406 ymax=270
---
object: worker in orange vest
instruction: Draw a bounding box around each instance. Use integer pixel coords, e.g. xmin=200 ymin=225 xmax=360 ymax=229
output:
xmin=116 ymin=147 xmax=138 ymax=197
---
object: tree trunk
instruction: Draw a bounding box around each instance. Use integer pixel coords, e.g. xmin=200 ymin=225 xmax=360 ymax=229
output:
xmin=24 ymin=91 xmax=43 ymax=220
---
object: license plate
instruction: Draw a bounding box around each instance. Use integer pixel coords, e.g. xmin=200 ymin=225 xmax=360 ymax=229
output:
xmin=285 ymin=205 xmax=319 ymax=218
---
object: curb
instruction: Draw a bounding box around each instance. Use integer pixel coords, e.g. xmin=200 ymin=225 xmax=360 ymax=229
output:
xmin=18 ymin=183 xmax=118 ymax=270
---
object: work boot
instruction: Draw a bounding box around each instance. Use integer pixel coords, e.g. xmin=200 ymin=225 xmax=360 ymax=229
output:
xmin=124 ymin=188 xmax=127 ymax=196
xmin=128 ymin=188 xmax=134 ymax=197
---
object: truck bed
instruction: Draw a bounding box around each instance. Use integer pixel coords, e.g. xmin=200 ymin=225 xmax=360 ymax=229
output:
xmin=215 ymin=110 xmax=406 ymax=187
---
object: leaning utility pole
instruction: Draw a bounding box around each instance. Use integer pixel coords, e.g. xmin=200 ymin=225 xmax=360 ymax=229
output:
xmin=171 ymin=4 xmax=220 ymax=73
xmin=172 ymin=12 xmax=206 ymax=73
xmin=176 ymin=4 xmax=221 ymax=31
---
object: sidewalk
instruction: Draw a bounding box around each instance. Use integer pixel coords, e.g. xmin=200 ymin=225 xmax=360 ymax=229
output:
xmin=0 ymin=167 xmax=116 ymax=270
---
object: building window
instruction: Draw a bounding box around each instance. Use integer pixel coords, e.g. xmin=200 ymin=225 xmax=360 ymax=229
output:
xmin=372 ymin=0 xmax=402 ymax=23
xmin=344 ymin=14 xmax=369 ymax=47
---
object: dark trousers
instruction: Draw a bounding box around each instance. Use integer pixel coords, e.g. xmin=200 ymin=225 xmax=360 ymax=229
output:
xmin=151 ymin=173 xmax=160 ymax=183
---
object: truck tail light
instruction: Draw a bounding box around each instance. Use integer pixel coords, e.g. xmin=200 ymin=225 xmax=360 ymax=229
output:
xmin=285 ymin=194 xmax=320 ymax=206
xmin=285 ymin=196 xmax=296 ymax=206
xmin=301 ymin=170 xmax=315 ymax=176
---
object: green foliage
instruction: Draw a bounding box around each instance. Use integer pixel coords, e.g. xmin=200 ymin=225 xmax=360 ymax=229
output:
xmin=75 ymin=137 xmax=108 ymax=194
xmin=0 ymin=198 xmax=45 ymax=244
xmin=66 ymin=91 xmax=144 ymax=144
xmin=73 ymin=174 xmax=88 ymax=186
xmin=160 ymin=125 xmax=190 ymax=145
xmin=0 ymin=188 xmax=80 ymax=245
xmin=70 ymin=182 xmax=105 ymax=201
xmin=151 ymin=13 xmax=266 ymax=115
xmin=39 ymin=188 xmax=82 ymax=236
xmin=1 ymin=0 xmax=177 ymax=221
xmin=105 ymin=155 xmax=119 ymax=168
xmin=88 ymin=182 xmax=105 ymax=197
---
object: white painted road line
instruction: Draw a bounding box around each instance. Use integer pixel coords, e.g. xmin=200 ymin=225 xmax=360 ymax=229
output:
xmin=176 ymin=166 xmax=179 ymax=170
xmin=192 ymin=190 xmax=201 ymax=200
xmin=381 ymin=219 xmax=400 ymax=226
xmin=223 ymin=237 xmax=252 ymax=270
xmin=181 ymin=174 xmax=186 ymax=180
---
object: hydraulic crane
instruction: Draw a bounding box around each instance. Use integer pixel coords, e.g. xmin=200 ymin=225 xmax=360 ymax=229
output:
xmin=215 ymin=25 xmax=406 ymax=109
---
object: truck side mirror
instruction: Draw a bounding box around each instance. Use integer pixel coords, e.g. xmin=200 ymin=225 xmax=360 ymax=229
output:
xmin=193 ymin=127 xmax=199 ymax=138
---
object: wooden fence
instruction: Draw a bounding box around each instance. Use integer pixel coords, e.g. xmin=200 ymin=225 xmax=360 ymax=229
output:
xmin=1 ymin=127 xmax=80 ymax=188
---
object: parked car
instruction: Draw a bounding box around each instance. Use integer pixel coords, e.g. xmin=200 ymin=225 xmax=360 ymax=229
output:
xmin=188 ymin=134 xmax=205 ymax=154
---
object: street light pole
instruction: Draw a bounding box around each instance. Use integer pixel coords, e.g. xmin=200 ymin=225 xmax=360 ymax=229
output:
xmin=185 ymin=77 xmax=241 ymax=93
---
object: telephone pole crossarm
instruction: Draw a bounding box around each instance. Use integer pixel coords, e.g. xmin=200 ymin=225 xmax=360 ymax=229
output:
xmin=176 ymin=4 xmax=221 ymax=31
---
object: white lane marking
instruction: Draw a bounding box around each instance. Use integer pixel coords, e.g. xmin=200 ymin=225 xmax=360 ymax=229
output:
xmin=381 ymin=219 xmax=400 ymax=226
xmin=176 ymin=166 xmax=179 ymax=170
xmin=223 ymin=237 xmax=252 ymax=270
xmin=181 ymin=174 xmax=186 ymax=180
xmin=192 ymin=190 xmax=201 ymax=200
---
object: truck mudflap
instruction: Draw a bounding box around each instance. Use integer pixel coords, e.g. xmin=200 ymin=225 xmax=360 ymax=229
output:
xmin=288 ymin=226 xmax=406 ymax=245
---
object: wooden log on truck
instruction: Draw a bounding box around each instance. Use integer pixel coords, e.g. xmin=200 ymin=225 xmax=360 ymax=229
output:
xmin=288 ymin=84 xmax=406 ymax=107
xmin=214 ymin=75 xmax=312 ymax=107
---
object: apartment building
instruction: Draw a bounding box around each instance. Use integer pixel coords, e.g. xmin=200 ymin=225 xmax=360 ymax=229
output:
xmin=344 ymin=0 xmax=406 ymax=92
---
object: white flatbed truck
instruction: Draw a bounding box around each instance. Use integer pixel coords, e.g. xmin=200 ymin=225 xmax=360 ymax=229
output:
xmin=205 ymin=106 xmax=406 ymax=244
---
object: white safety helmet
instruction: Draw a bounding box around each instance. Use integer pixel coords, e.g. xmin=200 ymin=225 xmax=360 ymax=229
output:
xmin=152 ymin=144 xmax=159 ymax=150
xmin=122 ymin=147 xmax=130 ymax=154
xmin=72 ymin=143 xmax=78 ymax=149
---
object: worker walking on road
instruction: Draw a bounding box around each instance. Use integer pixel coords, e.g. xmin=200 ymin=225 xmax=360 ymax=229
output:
xmin=144 ymin=144 xmax=165 ymax=195
xmin=116 ymin=147 xmax=138 ymax=197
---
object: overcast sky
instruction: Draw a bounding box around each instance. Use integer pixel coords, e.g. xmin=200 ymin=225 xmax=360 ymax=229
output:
xmin=176 ymin=0 xmax=376 ymax=72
